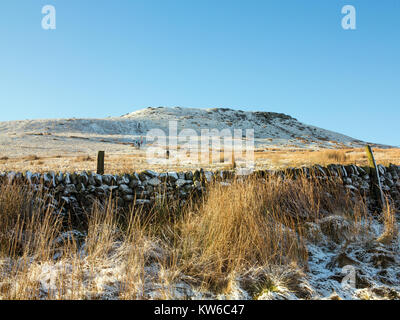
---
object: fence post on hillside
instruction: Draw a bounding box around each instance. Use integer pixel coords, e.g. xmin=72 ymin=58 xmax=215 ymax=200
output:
xmin=365 ymin=145 xmax=384 ymax=209
xmin=97 ymin=151 xmax=105 ymax=175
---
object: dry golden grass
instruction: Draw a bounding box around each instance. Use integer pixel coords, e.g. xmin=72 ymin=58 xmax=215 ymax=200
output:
xmin=24 ymin=155 xmax=41 ymax=161
xmin=0 ymin=184 xmax=152 ymax=299
xmin=0 ymin=171 xmax=390 ymax=300
xmin=177 ymin=179 xmax=308 ymax=291
xmin=377 ymin=200 xmax=399 ymax=244
xmin=76 ymin=155 xmax=94 ymax=162
xmin=322 ymin=150 xmax=349 ymax=163
xmin=1 ymin=147 xmax=399 ymax=174
xmin=255 ymin=147 xmax=400 ymax=168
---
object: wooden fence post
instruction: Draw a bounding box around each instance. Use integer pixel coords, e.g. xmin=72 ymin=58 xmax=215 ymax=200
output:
xmin=97 ymin=151 xmax=105 ymax=175
xmin=365 ymin=145 xmax=384 ymax=208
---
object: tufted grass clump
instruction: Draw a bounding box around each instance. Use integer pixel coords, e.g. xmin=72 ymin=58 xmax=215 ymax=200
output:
xmin=377 ymin=200 xmax=399 ymax=244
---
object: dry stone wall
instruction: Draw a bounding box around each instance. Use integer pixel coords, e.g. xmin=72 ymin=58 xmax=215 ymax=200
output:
xmin=1 ymin=164 xmax=400 ymax=216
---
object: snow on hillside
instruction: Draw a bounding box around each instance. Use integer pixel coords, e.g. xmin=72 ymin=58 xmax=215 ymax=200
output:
xmin=122 ymin=107 xmax=364 ymax=145
xmin=0 ymin=107 xmax=379 ymax=158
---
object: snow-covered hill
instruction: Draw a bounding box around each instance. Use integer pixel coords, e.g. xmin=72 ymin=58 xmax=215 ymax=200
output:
xmin=0 ymin=107 xmax=382 ymax=157
xmin=122 ymin=107 xmax=365 ymax=146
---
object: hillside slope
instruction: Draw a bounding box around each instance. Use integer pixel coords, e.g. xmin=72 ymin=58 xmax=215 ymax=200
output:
xmin=0 ymin=107 xmax=381 ymax=158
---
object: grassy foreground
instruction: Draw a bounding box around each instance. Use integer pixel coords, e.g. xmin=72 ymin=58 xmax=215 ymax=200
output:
xmin=0 ymin=174 xmax=398 ymax=300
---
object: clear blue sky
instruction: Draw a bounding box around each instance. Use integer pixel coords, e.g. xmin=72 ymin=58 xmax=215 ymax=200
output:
xmin=0 ymin=0 xmax=399 ymax=146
